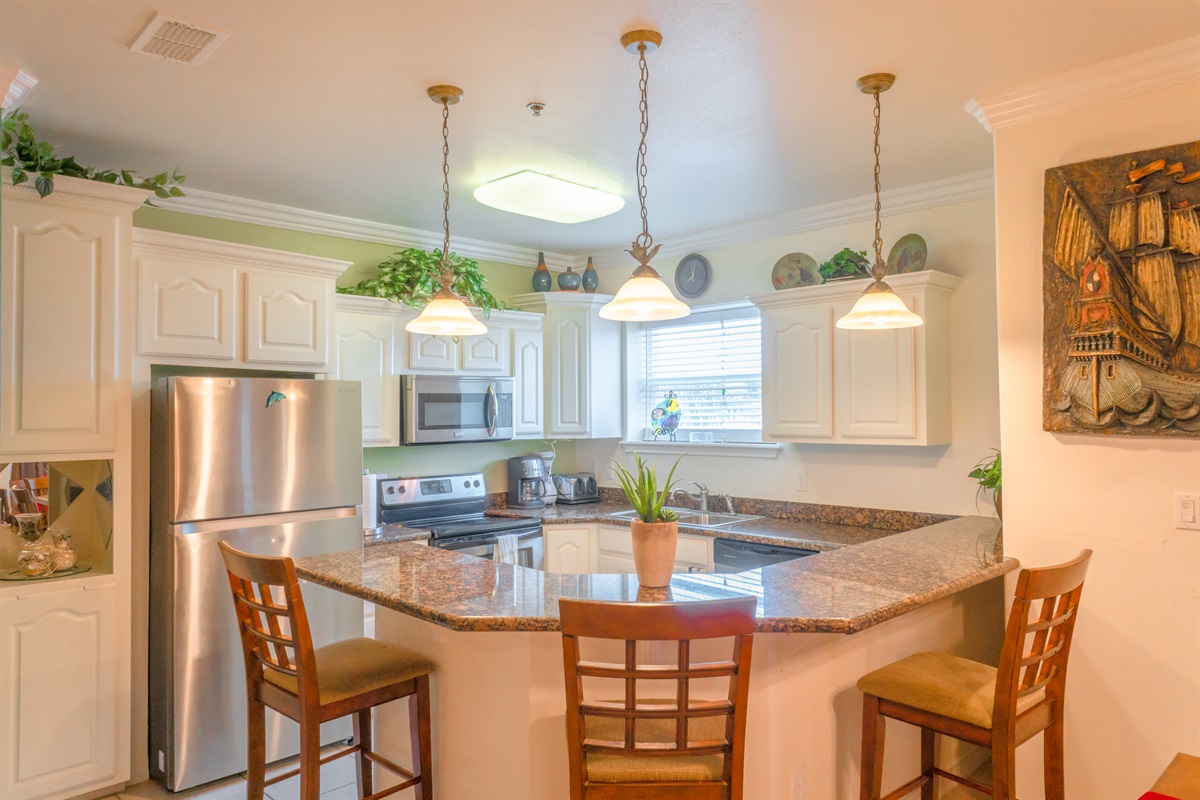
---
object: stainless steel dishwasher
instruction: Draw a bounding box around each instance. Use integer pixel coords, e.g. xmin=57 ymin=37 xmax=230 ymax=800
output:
xmin=713 ymin=537 xmax=818 ymax=573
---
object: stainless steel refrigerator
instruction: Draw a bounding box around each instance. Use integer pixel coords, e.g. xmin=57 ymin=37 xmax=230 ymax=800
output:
xmin=149 ymin=376 xmax=365 ymax=791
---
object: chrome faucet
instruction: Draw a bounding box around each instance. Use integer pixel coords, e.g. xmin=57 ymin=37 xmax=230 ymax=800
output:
xmin=715 ymin=493 xmax=735 ymax=514
xmin=671 ymin=481 xmax=711 ymax=512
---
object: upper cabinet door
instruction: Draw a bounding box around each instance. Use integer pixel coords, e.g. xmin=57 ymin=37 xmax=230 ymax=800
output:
xmin=334 ymin=312 xmax=398 ymax=447
xmin=461 ymin=327 xmax=509 ymax=374
xmin=834 ymin=296 xmax=918 ymax=439
xmin=0 ymin=196 xmax=126 ymax=455
xmin=761 ymin=305 xmax=833 ymax=439
xmin=408 ymin=333 xmax=458 ymax=372
xmin=512 ymin=327 xmax=544 ymax=438
xmin=244 ymin=271 xmax=330 ymax=366
xmin=137 ymin=254 xmax=236 ymax=359
xmin=547 ymin=307 xmax=588 ymax=437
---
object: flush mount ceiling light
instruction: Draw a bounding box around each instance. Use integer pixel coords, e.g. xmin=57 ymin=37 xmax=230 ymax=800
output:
xmin=836 ymin=73 xmax=925 ymax=331
xmin=599 ymin=29 xmax=690 ymax=323
xmin=406 ymin=85 xmax=487 ymax=338
xmin=473 ymin=170 xmax=624 ymax=224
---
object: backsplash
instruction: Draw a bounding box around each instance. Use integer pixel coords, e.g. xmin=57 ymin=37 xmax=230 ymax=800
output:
xmin=364 ymin=440 xmax=576 ymax=493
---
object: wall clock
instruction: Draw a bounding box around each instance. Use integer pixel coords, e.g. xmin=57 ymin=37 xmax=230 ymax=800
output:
xmin=674 ymin=253 xmax=712 ymax=299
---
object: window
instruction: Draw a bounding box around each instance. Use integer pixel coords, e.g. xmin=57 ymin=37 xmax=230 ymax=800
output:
xmin=630 ymin=306 xmax=762 ymax=444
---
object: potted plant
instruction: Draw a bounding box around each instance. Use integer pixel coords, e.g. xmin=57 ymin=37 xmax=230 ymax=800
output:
xmin=611 ymin=453 xmax=683 ymax=587
xmin=968 ymin=449 xmax=1002 ymax=519
xmin=338 ymin=247 xmax=505 ymax=315
xmin=818 ymin=247 xmax=872 ymax=281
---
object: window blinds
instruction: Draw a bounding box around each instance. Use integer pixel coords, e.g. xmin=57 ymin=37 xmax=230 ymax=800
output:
xmin=637 ymin=308 xmax=762 ymax=443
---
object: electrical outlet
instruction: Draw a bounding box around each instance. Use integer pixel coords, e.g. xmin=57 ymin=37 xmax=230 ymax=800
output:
xmin=796 ymin=470 xmax=808 ymax=492
xmin=1175 ymin=492 xmax=1200 ymax=530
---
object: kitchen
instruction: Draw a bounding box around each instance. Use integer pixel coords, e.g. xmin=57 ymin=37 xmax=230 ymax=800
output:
xmin=0 ymin=3 xmax=1197 ymax=800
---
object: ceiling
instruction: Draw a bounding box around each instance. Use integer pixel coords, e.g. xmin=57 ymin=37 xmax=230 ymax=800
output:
xmin=2 ymin=1 xmax=1197 ymax=257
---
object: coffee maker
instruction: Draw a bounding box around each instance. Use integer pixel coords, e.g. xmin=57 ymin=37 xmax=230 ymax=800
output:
xmin=506 ymin=455 xmax=547 ymax=508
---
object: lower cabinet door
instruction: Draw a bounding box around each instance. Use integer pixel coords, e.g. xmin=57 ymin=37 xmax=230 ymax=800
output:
xmin=544 ymin=526 xmax=593 ymax=574
xmin=0 ymin=583 xmax=123 ymax=800
xmin=594 ymin=551 xmax=637 ymax=574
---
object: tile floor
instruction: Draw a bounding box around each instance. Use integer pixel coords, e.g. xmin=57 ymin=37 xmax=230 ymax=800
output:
xmin=100 ymin=745 xmax=365 ymax=800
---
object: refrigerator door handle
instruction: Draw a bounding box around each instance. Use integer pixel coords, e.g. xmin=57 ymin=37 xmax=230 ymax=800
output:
xmin=178 ymin=506 xmax=359 ymax=535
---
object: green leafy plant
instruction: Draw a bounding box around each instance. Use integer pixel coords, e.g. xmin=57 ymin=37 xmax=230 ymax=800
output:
xmin=337 ymin=248 xmax=506 ymax=315
xmin=2 ymin=109 xmax=185 ymax=200
xmin=968 ymin=449 xmax=1002 ymax=492
xmin=611 ymin=452 xmax=683 ymax=524
xmin=819 ymin=247 xmax=872 ymax=280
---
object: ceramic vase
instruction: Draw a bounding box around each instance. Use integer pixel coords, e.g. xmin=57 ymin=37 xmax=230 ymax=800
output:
xmin=630 ymin=520 xmax=679 ymax=587
xmin=532 ymin=251 xmax=552 ymax=292
xmin=582 ymin=257 xmax=599 ymax=293
xmin=557 ymin=264 xmax=582 ymax=292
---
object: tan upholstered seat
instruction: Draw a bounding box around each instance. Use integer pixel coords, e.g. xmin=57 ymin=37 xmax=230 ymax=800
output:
xmin=263 ymin=637 xmax=435 ymax=706
xmin=858 ymin=652 xmax=1046 ymax=730
xmin=584 ymin=702 xmax=725 ymax=783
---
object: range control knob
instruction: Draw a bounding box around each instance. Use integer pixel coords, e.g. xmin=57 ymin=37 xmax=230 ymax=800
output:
xmin=398 ymin=485 xmax=406 ymax=493
xmin=463 ymin=480 xmax=470 ymax=488
xmin=386 ymin=486 xmax=396 ymax=495
xmin=473 ymin=480 xmax=481 ymax=488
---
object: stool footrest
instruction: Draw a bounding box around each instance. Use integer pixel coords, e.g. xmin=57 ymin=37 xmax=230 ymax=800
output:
xmin=881 ymin=774 xmax=929 ymax=800
xmin=933 ymin=766 xmax=992 ymax=795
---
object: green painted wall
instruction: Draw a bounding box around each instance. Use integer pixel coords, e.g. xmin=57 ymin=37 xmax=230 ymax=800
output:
xmin=132 ymin=208 xmax=565 ymax=489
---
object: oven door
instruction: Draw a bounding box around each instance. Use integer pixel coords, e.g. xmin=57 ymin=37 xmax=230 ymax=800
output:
xmin=402 ymin=375 xmax=515 ymax=444
xmin=435 ymin=528 xmax=543 ymax=570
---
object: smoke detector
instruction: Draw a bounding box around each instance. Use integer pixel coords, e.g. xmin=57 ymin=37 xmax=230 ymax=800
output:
xmin=130 ymin=13 xmax=229 ymax=66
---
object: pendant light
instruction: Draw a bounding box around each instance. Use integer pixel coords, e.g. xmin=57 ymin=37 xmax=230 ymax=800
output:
xmin=599 ymin=29 xmax=690 ymax=323
xmin=835 ymin=74 xmax=924 ymax=330
xmin=406 ymin=85 xmax=487 ymax=337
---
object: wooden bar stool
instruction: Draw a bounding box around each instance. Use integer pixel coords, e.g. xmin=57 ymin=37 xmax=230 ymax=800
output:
xmin=559 ymin=596 xmax=757 ymax=800
xmin=857 ymin=549 xmax=1092 ymax=800
xmin=219 ymin=542 xmax=435 ymax=800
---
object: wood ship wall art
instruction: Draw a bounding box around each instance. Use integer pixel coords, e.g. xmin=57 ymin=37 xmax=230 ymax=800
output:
xmin=1044 ymin=140 xmax=1200 ymax=436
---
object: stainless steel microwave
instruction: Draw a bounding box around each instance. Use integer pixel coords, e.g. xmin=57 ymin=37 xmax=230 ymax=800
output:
xmin=401 ymin=374 xmax=515 ymax=444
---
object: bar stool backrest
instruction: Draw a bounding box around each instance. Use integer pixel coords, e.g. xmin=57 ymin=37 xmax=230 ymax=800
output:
xmin=218 ymin=542 xmax=319 ymax=711
xmin=993 ymin=549 xmax=1093 ymax=733
xmin=559 ymin=596 xmax=757 ymax=796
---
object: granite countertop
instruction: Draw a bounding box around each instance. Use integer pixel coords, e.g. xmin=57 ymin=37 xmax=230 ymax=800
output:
xmin=486 ymin=501 xmax=895 ymax=551
xmin=295 ymin=516 xmax=1014 ymax=634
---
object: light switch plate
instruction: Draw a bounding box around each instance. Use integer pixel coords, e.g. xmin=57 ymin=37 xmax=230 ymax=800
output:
xmin=1175 ymin=492 xmax=1200 ymax=530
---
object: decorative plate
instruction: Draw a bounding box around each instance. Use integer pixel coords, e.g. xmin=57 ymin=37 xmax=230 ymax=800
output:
xmin=771 ymin=252 xmax=822 ymax=290
xmin=887 ymin=233 xmax=928 ymax=274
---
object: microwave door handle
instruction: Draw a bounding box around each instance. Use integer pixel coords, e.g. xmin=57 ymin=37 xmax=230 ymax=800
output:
xmin=485 ymin=384 xmax=498 ymax=437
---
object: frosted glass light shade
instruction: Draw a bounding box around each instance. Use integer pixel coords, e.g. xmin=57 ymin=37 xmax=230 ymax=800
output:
xmin=405 ymin=295 xmax=487 ymax=336
xmin=599 ymin=275 xmax=690 ymax=321
xmin=835 ymin=283 xmax=924 ymax=329
xmin=473 ymin=171 xmax=624 ymax=223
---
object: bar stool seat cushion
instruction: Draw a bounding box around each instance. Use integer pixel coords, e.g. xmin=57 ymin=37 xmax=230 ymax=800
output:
xmin=857 ymin=652 xmax=1045 ymax=730
xmin=583 ymin=702 xmax=725 ymax=783
xmin=263 ymin=637 xmax=435 ymax=705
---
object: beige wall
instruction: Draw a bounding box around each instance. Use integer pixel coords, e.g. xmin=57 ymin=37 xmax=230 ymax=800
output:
xmin=578 ymin=196 xmax=1001 ymax=516
xmin=993 ymin=80 xmax=1200 ymax=796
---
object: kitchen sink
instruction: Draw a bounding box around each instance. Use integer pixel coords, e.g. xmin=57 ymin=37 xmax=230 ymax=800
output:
xmin=605 ymin=508 xmax=762 ymax=529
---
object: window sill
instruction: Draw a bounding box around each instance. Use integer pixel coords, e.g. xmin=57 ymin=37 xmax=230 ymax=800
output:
xmin=619 ymin=440 xmax=782 ymax=459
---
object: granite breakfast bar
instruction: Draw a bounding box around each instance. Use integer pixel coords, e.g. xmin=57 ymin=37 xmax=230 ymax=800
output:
xmin=295 ymin=515 xmax=1013 ymax=799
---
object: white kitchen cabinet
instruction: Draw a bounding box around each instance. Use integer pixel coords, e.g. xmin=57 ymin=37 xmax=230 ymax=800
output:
xmin=508 ymin=293 xmax=621 ymax=439
xmin=244 ymin=271 xmax=330 ymax=366
xmin=590 ymin=524 xmax=714 ymax=574
xmin=750 ymin=270 xmax=960 ymax=446
xmin=1 ymin=173 xmax=149 ymax=456
xmin=407 ymin=332 xmax=459 ymax=372
xmin=137 ymin=252 xmax=236 ymax=360
xmin=461 ymin=327 xmax=509 ymax=374
xmin=512 ymin=326 xmax=544 ymax=439
xmin=0 ymin=581 xmax=125 ymax=800
xmin=404 ymin=322 xmax=513 ymax=376
xmin=543 ymin=525 xmax=594 ymax=574
xmin=333 ymin=308 xmax=398 ymax=446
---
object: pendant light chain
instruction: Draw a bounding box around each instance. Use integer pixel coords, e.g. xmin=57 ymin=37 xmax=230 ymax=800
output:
xmin=871 ymin=87 xmax=884 ymax=278
xmin=439 ymin=98 xmax=454 ymax=290
xmin=635 ymin=42 xmax=652 ymax=250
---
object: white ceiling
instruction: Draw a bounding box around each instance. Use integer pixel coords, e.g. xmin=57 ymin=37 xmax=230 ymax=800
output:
xmin=2 ymin=1 xmax=1198 ymax=257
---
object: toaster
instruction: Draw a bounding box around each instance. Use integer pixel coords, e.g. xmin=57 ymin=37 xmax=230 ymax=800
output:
xmin=552 ymin=473 xmax=599 ymax=504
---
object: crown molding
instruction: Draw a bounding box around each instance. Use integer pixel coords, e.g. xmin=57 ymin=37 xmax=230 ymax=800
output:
xmin=965 ymin=36 xmax=1200 ymax=133
xmin=132 ymin=228 xmax=352 ymax=278
xmin=155 ymin=187 xmax=576 ymax=270
xmin=3 ymin=167 xmax=152 ymax=209
xmin=1 ymin=67 xmax=36 ymax=112
xmin=588 ymin=169 xmax=995 ymax=270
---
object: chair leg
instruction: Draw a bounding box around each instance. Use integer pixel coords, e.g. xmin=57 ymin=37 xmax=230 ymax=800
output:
xmin=354 ymin=708 xmax=373 ymax=800
xmin=1044 ymin=715 xmax=1066 ymax=800
xmin=410 ymin=674 xmax=434 ymax=800
xmin=921 ymin=728 xmax=935 ymax=800
xmin=299 ymin=715 xmax=322 ymax=800
xmin=245 ymin=694 xmax=266 ymax=800
xmin=991 ymin=737 xmax=1016 ymax=800
xmin=860 ymin=694 xmax=886 ymax=800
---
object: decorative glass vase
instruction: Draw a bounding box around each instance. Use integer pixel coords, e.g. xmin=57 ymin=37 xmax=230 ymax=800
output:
xmin=17 ymin=538 xmax=55 ymax=577
xmin=582 ymin=257 xmax=599 ymax=293
xmin=50 ymin=529 xmax=78 ymax=572
xmin=557 ymin=265 xmax=582 ymax=292
xmin=11 ymin=511 xmax=43 ymax=544
xmin=532 ymin=251 xmax=552 ymax=292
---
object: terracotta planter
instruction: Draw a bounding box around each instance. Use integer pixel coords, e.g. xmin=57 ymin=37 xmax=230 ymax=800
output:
xmin=630 ymin=520 xmax=679 ymax=588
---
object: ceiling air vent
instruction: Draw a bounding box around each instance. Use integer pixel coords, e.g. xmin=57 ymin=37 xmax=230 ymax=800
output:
xmin=130 ymin=13 xmax=228 ymax=66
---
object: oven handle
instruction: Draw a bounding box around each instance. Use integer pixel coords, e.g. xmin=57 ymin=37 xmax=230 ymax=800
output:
xmin=436 ymin=528 xmax=543 ymax=549
xmin=485 ymin=385 xmax=499 ymax=437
